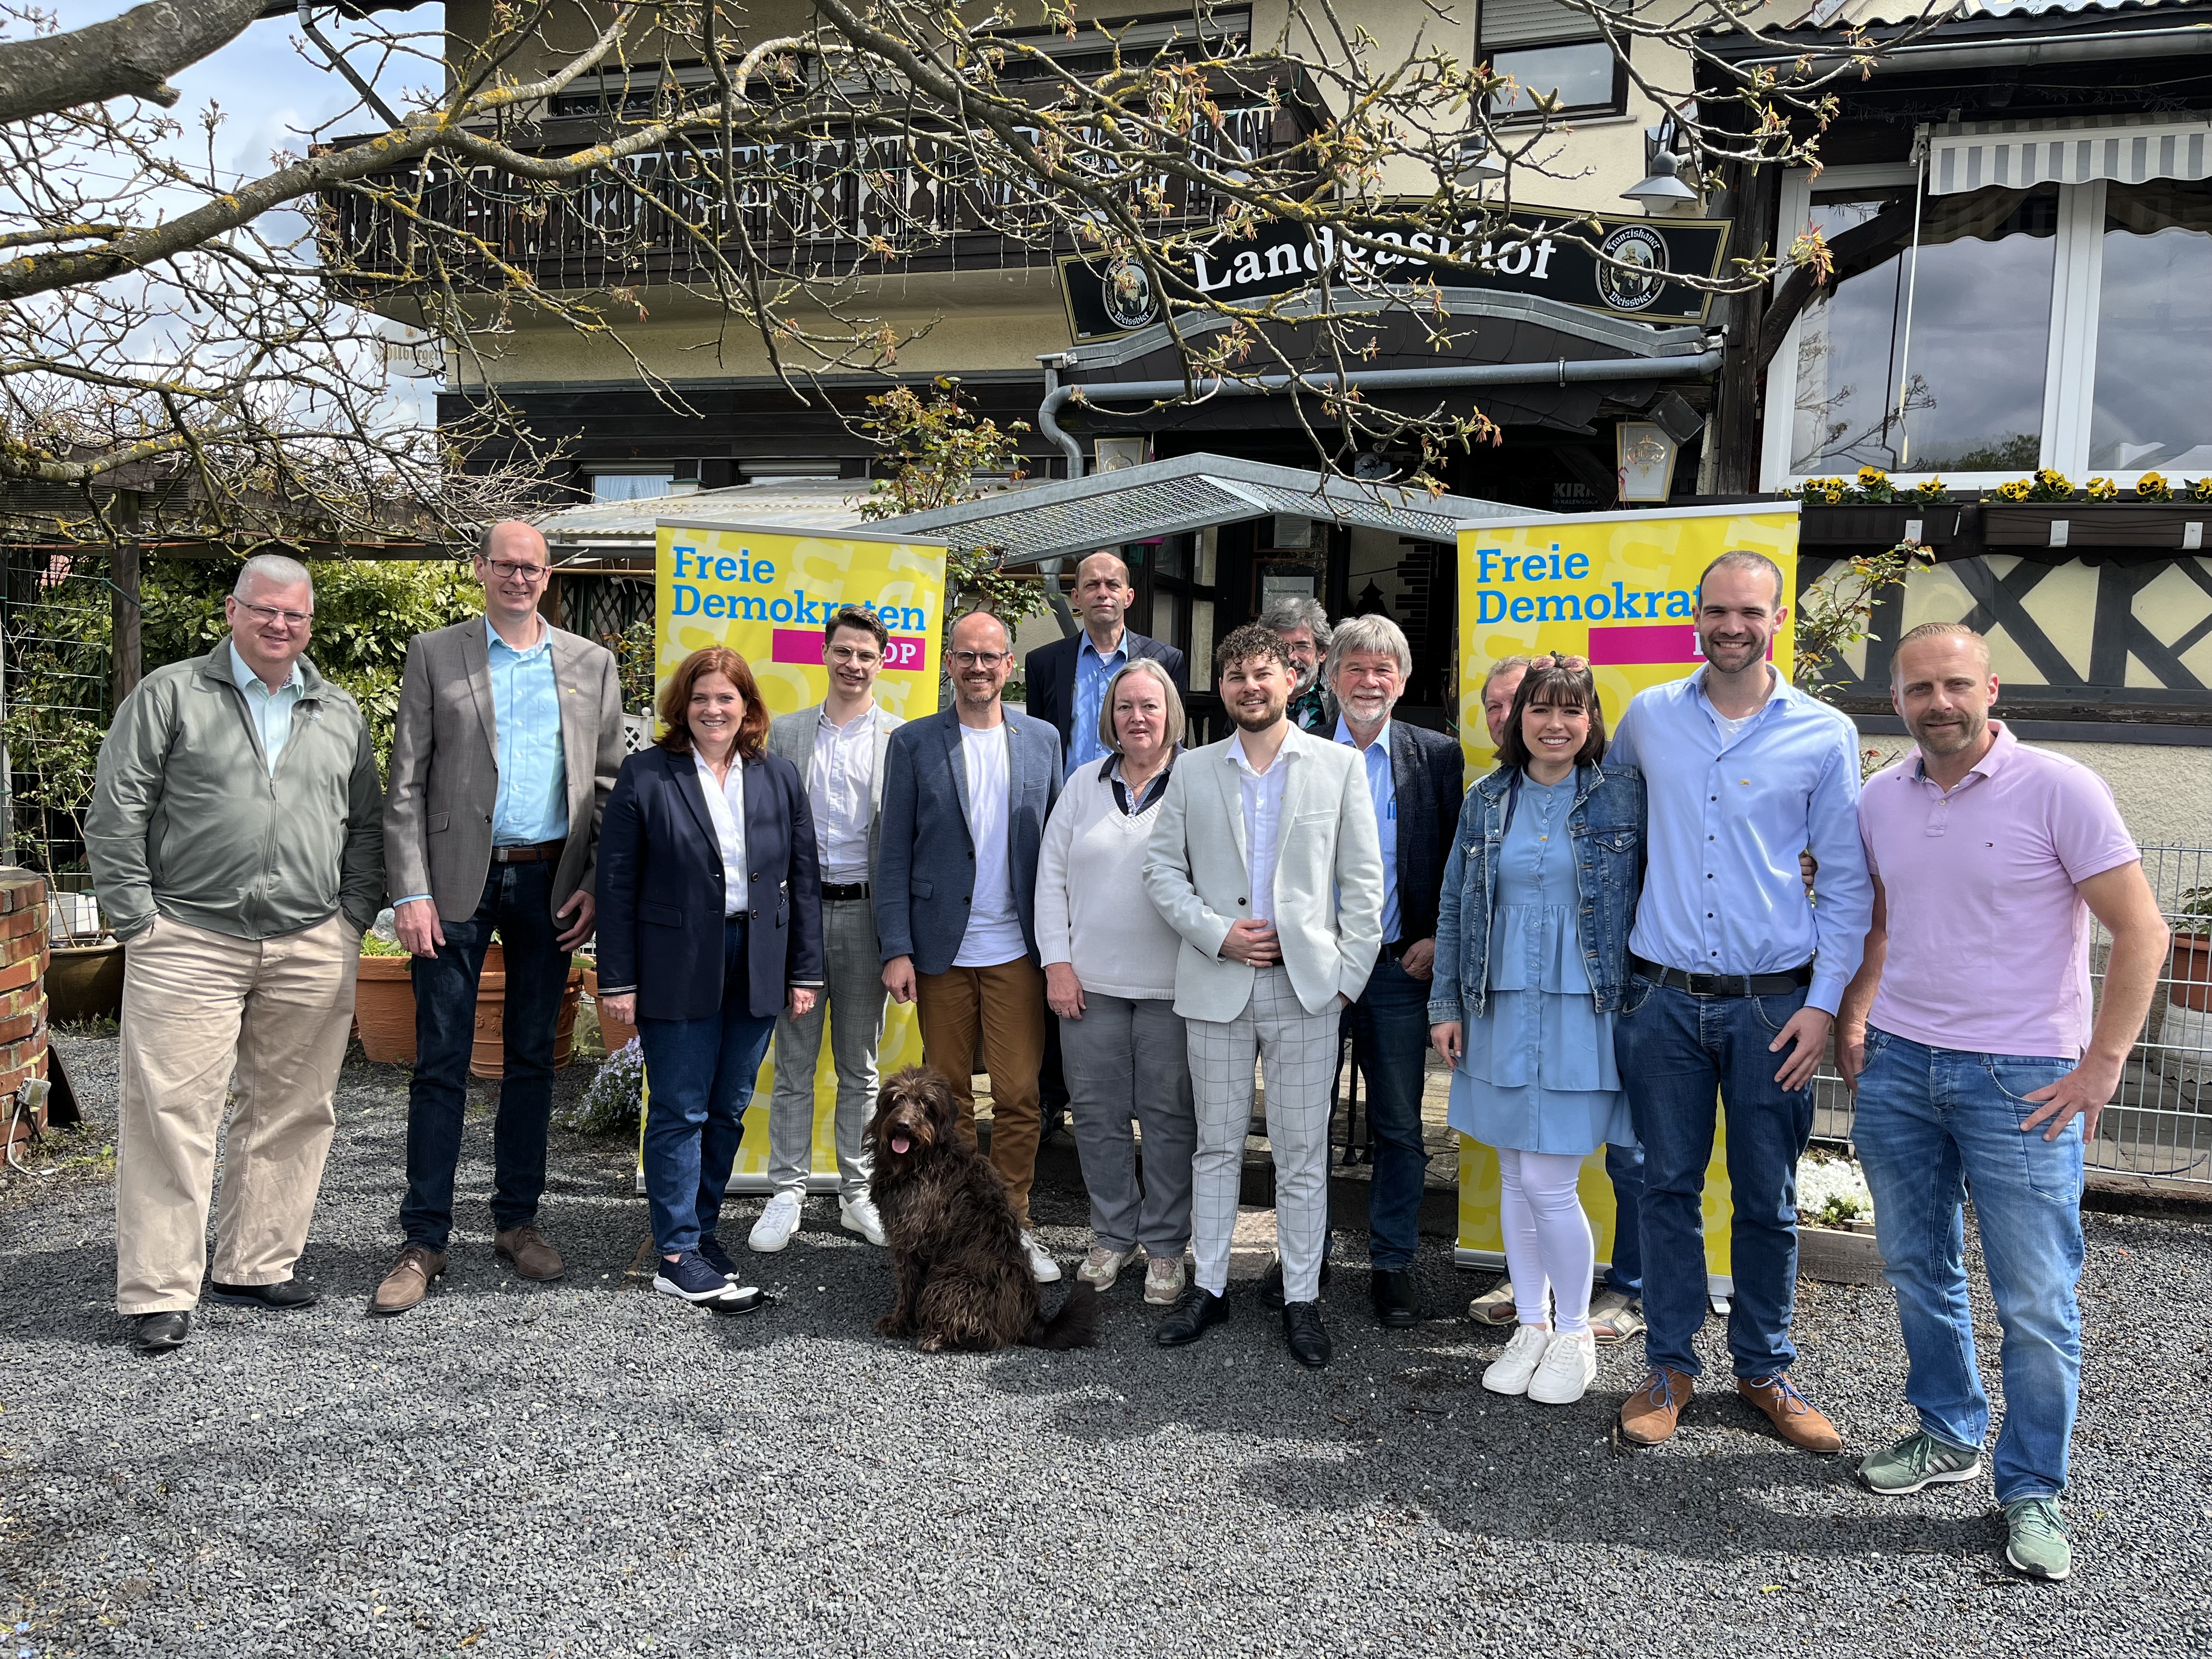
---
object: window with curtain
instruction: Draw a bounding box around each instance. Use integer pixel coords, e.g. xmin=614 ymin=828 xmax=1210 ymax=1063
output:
xmin=1479 ymin=0 xmax=1623 ymax=118
xmin=2090 ymin=179 xmax=2212 ymax=473
xmin=1788 ymin=184 xmax=2057 ymax=476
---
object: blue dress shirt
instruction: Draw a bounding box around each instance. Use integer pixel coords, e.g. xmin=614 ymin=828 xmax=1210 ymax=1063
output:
xmin=1334 ymin=714 xmax=1400 ymax=944
xmin=228 ymin=643 xmax=303 ymax=776
xmin=1065 ymin=630 xmax=1130 ymax=777
xmin=486 ymin=617 xmax=569 ymax=846
xmin=1607 ymin=667 xmax=1871 ymax=1015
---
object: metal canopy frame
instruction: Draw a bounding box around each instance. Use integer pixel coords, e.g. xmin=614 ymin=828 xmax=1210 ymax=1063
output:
xmin=870 ymin=453 xmax=1519 ymax=564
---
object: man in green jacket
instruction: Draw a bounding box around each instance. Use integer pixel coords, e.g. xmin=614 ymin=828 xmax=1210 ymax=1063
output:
xmin=87 ymin=554 xmax=385 ymax=1356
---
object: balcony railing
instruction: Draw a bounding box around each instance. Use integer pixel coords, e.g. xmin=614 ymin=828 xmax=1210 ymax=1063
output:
xmin=323 ymin=105 xmax=1291 ymax=291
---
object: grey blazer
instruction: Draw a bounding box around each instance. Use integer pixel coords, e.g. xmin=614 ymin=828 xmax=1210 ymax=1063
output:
xmin=873 ymin=704 xmax=1063 ymax=975
xmin=383 ymin=618 xmax=625 ymax=921
xmin=765 ymin=701 xmax=904 ymax=878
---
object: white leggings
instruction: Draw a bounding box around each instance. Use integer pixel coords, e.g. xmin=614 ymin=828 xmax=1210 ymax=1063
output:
xmin=1497 ymin=1148 xmax=1596 ymax=1335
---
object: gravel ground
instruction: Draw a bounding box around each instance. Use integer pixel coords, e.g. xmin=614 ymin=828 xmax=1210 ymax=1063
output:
xmin=3 ymin=1032 xmax=2210 ymax=1659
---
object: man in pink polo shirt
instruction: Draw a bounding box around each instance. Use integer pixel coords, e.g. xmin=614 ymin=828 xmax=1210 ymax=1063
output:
xmin=1837 ymin=622 xmax=2168 ymax=1583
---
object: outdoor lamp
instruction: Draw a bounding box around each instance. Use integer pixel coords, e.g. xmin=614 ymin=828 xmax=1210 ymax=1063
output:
xmin=1455 ymin=136 xmax=1507 ymax=185
xmin=1616 ymin=420 xmax=1681 ymax=502
xmin=1624 ymin=115 xmax=1701 ymax=215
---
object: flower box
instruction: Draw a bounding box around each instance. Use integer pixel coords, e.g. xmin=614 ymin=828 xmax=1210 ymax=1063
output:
xmin=1980 ymin=503 xmax=2211 ymax=550
xmin=1798 ymin=1220 xmax=1883 ymax=1286
xmin=1799 ymin=504 xmax=1962 ymax=546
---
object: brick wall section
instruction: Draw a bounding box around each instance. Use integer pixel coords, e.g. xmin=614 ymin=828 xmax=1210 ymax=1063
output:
xmin=0 ymin=868 xmax=48 ymax=1153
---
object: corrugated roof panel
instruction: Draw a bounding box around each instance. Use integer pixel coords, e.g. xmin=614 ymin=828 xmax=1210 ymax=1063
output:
xmin=1784 ymin=0 xmax=2172 ymax=29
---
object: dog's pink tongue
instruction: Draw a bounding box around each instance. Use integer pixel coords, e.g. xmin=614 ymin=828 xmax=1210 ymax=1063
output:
xmin=891 ymin=1133 xmax=911 ymax=1154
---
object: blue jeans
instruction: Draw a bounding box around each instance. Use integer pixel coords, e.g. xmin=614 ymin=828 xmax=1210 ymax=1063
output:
xmin=400 ymin=864 xmax=572 ymax=1252
xmin=1853 ymin=1028 xmax=2084 ymax=1504
xmin=637 ymin=918 xmax=777 ymax=1255
xmin=1605 ymin=1141 xmax=1644 ymax=1296
xmin=1351 ymin=953 xmax=1435 ymax=1270
xmin=1615 ymin=977 xmax=1815 ymax=1380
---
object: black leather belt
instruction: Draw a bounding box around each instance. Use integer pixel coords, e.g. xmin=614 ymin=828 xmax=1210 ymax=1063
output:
xmin=1631 ymin=956 xmax=1814 ymax=998
xmin=821 ymin=882 xmax=870 ymax=902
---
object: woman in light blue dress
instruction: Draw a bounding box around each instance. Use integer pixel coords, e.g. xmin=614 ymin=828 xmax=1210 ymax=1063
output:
xmin=1429 ymin=655 xmax=1645 ymax=1406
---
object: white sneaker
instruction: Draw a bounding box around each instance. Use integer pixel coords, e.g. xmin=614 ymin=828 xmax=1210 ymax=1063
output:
xmin=1526 ymin=1328 xmax=1598 ymax=1405
xmin=1143 ymin=1253 xmax=1187 ymax=1306
xmin=1481 ymin=1324 xmax=1555 ymax=1396
xmin=838 ymin=1193 xmax=887 ymax=1247
xmin=748 ymin=1190 xmax=803 ymax=1253
xmin=1021 ymin=1229 xmax=1062 ymax=1284
xmin=1077 ymin=1243 xmax=1137 ymax=1290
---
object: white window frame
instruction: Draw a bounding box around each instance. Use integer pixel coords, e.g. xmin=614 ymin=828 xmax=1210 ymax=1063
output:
xmin=1761 ymin=163 xmax=2141 ymax=492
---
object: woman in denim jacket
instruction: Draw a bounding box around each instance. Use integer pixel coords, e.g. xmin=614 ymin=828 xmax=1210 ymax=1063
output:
xmin=1430 ymin=654 xmax=1645 ymax=1406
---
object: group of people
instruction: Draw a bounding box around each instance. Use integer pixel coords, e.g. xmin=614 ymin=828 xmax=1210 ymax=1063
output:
xmin=84 ymin=526 xmax=2160 ymax=1584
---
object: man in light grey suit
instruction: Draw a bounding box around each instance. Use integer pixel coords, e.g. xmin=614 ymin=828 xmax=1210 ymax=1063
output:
xmin=373 ymin=521 xmax=625 ymax=1315
xmin=875 ymin=609 xmax=1064 ymax=1282
xmin=752 ymin=606 xmax=905 ymax=1255
xmin=1143 ymin=623 xmax=1384 ymax=1369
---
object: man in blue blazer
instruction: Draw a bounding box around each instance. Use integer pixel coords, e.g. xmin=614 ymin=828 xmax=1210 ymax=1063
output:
xmin=1024 ymin=551 xmax=1186 ymax=779
xmin=1324 ymin=615 xmax=1468 ymax=1329
xmin=876 ymin=611 xmax=1065 ymax=1280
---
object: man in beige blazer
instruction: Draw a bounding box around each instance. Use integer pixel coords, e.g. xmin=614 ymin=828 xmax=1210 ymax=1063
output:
xmin=751 ymin=606 xmax=905 ymax=1254
xmin=372 ymin=521 xmax=625 ymax=1314
xmin=1143 ymin=622 xmax=1383 ymax=1369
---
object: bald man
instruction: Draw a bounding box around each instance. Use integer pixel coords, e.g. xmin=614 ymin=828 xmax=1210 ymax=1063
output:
xmin=374 ymin=520 xmax=625 ymax=1315
xmin=1025 ymin=550 xmax=1186 ymax=778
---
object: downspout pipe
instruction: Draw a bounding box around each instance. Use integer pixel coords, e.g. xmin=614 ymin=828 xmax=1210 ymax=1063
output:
xmin=1037 ymin=349 xmax=1725 ymax=453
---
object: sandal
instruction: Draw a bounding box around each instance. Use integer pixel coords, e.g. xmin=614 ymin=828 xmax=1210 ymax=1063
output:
xmin=1588 ymin=1288 xmax=1645 ymax=1345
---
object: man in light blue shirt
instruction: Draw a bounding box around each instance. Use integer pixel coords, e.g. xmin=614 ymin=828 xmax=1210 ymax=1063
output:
xmin=374 ymin=522 xmax=626 ymax=1315
xmin=229 ymin=642 xmax=304 ymax=775
xmin=1609 ymin=550 xmax=1872 ymax=1456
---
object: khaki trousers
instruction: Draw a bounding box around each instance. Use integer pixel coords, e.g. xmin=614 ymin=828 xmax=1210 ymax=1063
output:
xmin=115 ymin=913 xmax=359 ymax=1313
xmin=915 ymin=956 xmax=1045 ymax=1228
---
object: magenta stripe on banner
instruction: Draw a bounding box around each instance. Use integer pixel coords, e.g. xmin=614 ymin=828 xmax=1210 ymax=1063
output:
xmin=771 ymin=627 xmax=929 ymax=672
xmin=1587 ymin=624 xmax=1703 ymax=666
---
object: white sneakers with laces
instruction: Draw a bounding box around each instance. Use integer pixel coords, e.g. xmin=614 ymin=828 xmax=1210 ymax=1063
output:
xmin=748 ymin=1190 xmax=803 ymax=1253
xmin=1078 ymin=1243 xmax=1138 ymax=1290
xmin=1527 ymin=1329 xmax=1598 ymax=1405
xmin=1022 ymin=1230 xmax=1062 ymax=1284
xmin=1482 ymin=1324 xmax=1556 ymax=1395
xmin=839 ymin=1193 xmax=887 ymax=1247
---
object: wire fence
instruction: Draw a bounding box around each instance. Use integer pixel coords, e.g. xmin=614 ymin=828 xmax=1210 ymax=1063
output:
xmin=1813 ymin=843 xmax=2212 ymax=1189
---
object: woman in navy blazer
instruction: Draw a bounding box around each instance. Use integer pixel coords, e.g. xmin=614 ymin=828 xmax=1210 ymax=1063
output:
xmin=596 ymin=646 xmax=825 ymax=1309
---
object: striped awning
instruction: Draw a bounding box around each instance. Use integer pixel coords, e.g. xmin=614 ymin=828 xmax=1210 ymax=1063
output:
xmin=1927 ymin=113 xmax=2212 ymax=196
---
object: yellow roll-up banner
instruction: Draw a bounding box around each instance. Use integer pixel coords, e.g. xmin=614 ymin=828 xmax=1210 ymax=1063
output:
xmin=647 ymin=518 xmax=948 ymax=1191
xmin=1452 ymin=503 xmax=1803 ymax=1290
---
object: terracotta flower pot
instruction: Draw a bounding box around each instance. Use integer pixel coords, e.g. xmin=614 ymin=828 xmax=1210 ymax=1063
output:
xmin=353 ymin=956 xmax=418 ymax=1063
xmin=582 ymin=965 xmax=637 ymax=1054
xmin=47 ymin=941 xmax=124 ymax=1024
xmin=2169 ymin=930 xmax=2212 ymax=1012
xmin=470 ymin=951 xmax=585 ymax=1079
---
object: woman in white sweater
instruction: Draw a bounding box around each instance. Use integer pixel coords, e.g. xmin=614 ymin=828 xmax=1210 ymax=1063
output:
xmin=1035 ymin=658 xmax=1196 ymax=1306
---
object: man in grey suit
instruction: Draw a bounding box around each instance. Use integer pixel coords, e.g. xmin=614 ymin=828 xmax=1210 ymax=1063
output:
xmin=751 ymin=606 xmax=904 ymax=1255
xmin=876 ymin=610 xmax=1064 ymax=1282
xmin=1143 ymin=623 xmax=1384 ymax=1368
xmin=373 ymin=521 xmax=625 ymax=1315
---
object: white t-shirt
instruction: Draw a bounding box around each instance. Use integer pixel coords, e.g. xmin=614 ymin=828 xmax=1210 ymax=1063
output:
xmin=955 ymin=722 xmax=1028 ymax=966
xmin=1710 ymin=708 xmax=1759 ymax=749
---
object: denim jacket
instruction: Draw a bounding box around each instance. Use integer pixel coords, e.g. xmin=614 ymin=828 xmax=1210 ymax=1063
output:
xmin=1427 ymin=761 xmax=1646 ymax=1024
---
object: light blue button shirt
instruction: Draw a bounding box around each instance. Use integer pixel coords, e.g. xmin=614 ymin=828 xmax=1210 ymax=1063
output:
xmin=486 ymin=618 xmax=569 ymax=845
xmin=1334 ymin=714 xmax=1400 ymax=944
xmin=228 ymin=643 xmax=303 ymax=777
xmin=1066 ymin=630 xmax=1129 ymax=777
xmin=1607 ymin=666 xmax=1872 ymax=1015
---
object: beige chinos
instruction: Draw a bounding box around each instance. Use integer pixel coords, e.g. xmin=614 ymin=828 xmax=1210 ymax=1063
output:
xmin=114 ymin=915 xmax=360 ymax=1313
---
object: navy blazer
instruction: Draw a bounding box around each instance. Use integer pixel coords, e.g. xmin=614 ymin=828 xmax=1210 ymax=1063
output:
xmin=1385 ymin=720 xmax=1471 ymax=947
xmin=1024 ymin=627 xmax=1186 ymax=758
xmin=873 ymin=706 xmax=1062 ymax=976
xmin=594 ymin=744 xmax=825 ymax=1022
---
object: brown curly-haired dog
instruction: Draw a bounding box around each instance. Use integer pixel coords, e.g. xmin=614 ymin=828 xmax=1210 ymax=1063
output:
xmin=866 ymin=1066 xmax=1099 ymax=1353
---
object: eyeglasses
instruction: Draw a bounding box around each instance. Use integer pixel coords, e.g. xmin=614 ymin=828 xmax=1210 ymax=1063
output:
xmin=237 ymin=601 xmax=311 ymax=628
xmin=827 ymin=645 xmax=882 ymax=665
xmin=949 ymin=650 xmax=1011 ymax=669
xmin=481 ymin=558 xmax=550 ymax=583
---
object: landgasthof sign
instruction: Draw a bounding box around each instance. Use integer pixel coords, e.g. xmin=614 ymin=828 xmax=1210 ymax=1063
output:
xmin=1058 ymin=203 xmax=1730 ymax=342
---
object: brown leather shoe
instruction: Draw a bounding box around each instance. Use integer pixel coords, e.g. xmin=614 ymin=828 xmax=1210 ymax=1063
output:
xmin=494 ymin=1224 xmax=565 ymax=1282
xmin=1737 ymin=1372 xmax=1843 ymax=1452
xmin=1619 ymin=1367 xmax=1694 ymax=1445
xmin=370 ymin=1244 xmax=446 ymax=1316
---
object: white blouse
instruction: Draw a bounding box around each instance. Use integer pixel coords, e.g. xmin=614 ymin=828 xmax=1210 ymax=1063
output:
xmin=692 ymin=751 xmax=750 ymax=917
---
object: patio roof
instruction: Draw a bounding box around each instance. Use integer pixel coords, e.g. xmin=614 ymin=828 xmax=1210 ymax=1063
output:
xmin=869 ymin=454 xmax=1519 ymax=565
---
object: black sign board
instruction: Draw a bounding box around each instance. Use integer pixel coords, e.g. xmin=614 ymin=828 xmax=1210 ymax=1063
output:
xmin=1058 ymin=204 xmax=1730 ymax=342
